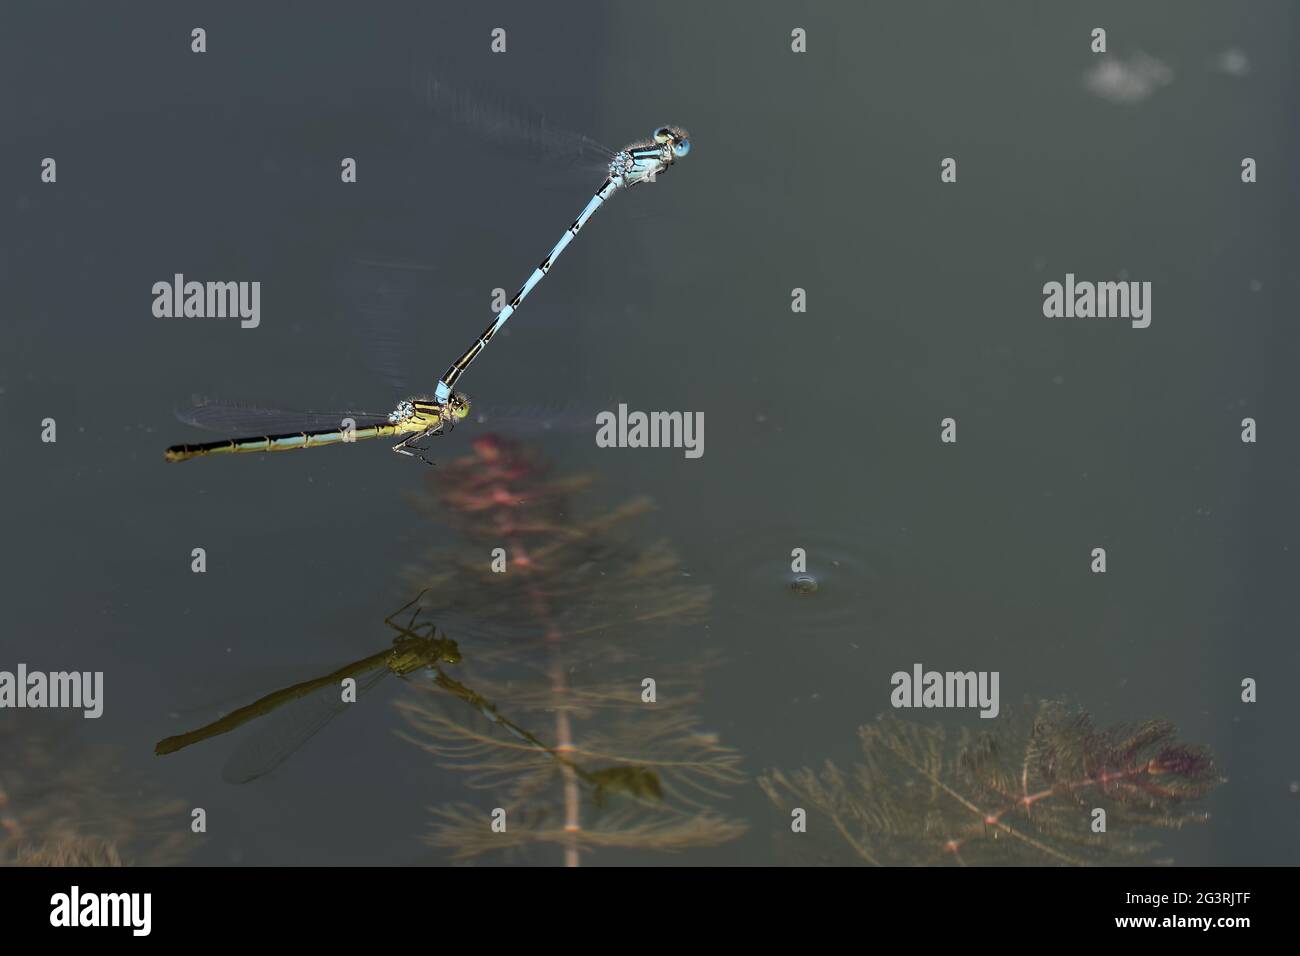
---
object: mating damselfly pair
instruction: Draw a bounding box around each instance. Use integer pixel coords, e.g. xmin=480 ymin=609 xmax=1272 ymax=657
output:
xmin=164 ymin=115 xmax=690 ymax=466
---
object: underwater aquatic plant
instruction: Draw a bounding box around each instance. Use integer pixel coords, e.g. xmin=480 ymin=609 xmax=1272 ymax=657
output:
xmin=396 ymin=435 xmax=746 ymax=864
xmin=759 ymin=700 xmax=1223 ymax=866
xmin=1 ymin=715 xmax=192 ymax=867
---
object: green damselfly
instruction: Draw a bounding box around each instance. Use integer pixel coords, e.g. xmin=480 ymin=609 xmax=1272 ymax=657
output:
xmin=155 ymin=593 xmax=662 ymax=803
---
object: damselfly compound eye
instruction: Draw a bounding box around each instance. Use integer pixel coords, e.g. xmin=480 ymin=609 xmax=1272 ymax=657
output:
xmin=672 ymin=138 xmax=690 ymax=158
xmin=654 ymin=126 xmax=673 ymax=144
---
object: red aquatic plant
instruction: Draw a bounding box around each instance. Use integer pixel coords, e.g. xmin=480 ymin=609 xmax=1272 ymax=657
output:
xmin=761 ymin=701 xmax=1223 ymax=866
xmin=398 ymin=435 xmax=743 ymax=865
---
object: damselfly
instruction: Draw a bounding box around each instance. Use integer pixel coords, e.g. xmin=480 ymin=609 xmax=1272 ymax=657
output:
xmin=430 ymin=124 xmax=689 ymax=406
xmin=164 ymin=109 xmax=689 ymax=465
xmin=164 ymin=395 xmax=470 ymax=465
xmin=156 ymin=592 xmax=663 ymax=801
xmin=165 ymin=394 xmax=605 ymax=466
xmin=154 ymin=593 xmax=460 ymax=783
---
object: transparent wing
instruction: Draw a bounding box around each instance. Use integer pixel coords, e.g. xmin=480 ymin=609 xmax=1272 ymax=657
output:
xmin=221 ymin=667 xmax=393 ymax=785
xmin=175 ymin=397 xmax=607 ymax=439
xmin=417 ymin=73 xmax=618 ymax=175
xmin=175 ymin=398 xmax=393 ymax=435
xmin=337 ymin=259 xmax=445 ymax=393
xmin=466 ymin=398 xmax=608 ymax=436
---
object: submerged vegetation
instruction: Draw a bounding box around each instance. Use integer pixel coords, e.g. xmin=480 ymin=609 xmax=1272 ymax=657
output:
xmin=2 ymin=715 xmax=192 ymax=867
xmin=139 ymin=435 xmax=1229 ymax=869
xmin=146 ymin=433 xmax=744 ymax=864
xmin=760 ymin=700 xmax=1223 ymax=866
xmin=396 ymin=435 xmax=747 ymax=864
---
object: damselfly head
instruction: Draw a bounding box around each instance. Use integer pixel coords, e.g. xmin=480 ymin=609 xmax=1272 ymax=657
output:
xmin=448 ymin=392 xmax=471 ymax=421
xmin=654 ymin=126 xmax=690 ymax=159
xmin=439 ymin=637 xmax=462 ymax=665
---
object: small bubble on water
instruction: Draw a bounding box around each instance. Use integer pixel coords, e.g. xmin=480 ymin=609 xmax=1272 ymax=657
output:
xmin=790 ymin=574 xmax=819 ymax=595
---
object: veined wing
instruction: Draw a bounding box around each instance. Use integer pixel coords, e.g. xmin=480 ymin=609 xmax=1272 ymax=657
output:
xmin=466 ymin=398 xmax=607 ymax=436
xmin=338 ymin=257 xmax=460 ymax=392
xmin=175 ymin=398 xmax=394 ymax=435
xmin=175 ymin=397 xmax=606 ymax=438
xmin=417 ymin=73 xmax=618 ymax=175
xmin=221 ymin=666 xmax=394 ymax=784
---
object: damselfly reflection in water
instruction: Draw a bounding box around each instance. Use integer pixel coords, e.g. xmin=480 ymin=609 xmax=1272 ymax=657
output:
xmin=163 ymin=84 xmax=690 ymax=466
xmin=155 ymin=593 xmax=456 ymax=783
xmin=154 ymin=593 xmax=664 ymax=804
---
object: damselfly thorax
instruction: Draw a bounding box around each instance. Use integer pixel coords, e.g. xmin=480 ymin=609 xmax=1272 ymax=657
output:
xmin=388 ymin=394 xmax=471 ymax=433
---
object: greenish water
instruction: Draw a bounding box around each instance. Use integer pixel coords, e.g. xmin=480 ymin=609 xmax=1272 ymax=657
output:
xmin=1 ymin=1 xmax=1296 ymax=866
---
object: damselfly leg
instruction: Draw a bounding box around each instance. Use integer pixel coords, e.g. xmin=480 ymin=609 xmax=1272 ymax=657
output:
xmin=384 ymin=589 xmax=431 ymax=635
xmin=391 ymin=418 xmax=457 ymax=466
xmin=392 ymin=429 xmax=438 ymax=465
